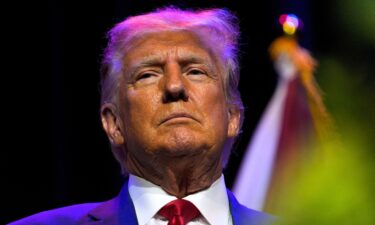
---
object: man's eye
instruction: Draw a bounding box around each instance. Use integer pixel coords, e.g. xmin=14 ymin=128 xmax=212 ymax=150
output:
xmin=133 ymin=72 xmax=160 ymax=85
xmin=188 ymin=69 xmax=205 ymax=76
xmin=137 ymin=73 xmax=155 ymax=80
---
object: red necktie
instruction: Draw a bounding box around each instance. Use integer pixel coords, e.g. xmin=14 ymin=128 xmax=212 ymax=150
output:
xmin=157 ymin=199 xmax=201 ymax=225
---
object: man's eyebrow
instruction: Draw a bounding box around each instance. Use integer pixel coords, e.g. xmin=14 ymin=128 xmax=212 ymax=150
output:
xmin=175 ymin=53 xmax=216 ymax=72
xmin=126 ymin=56 xmax=165 ymax=77
xmin=126 ymin=53 xmax=215 ymax=76
xmin=178 ymin=56 xmax=209 ymax=66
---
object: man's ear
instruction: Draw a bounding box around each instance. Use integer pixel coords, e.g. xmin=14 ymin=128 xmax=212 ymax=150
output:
xmin=101 ymin=103 xmax=124 ymax=145
xmin=227 ymin=106 xmax=241 ymax=138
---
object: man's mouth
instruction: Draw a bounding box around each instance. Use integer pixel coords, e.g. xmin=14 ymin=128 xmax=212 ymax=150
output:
xmin=159 ymin=112 xmax=199 ymax=125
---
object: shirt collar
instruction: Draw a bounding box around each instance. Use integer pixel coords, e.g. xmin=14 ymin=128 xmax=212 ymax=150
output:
xmin=128 ymin=174 xmax=231 ymax=225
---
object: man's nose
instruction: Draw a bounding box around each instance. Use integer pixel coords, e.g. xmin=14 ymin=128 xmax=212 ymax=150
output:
xmin=162 ymin=63 xmax=189 ymax=103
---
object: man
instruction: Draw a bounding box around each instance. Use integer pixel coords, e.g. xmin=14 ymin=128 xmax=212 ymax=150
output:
xmin=10 ymin=7 xmax=275 ymax=225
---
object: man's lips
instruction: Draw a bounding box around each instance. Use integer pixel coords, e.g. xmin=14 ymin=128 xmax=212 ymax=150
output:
xmin=159 ymin=112 xmax=199 ymax=125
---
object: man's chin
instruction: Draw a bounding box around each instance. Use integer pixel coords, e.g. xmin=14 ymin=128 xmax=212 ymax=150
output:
xmin=156 ymin=131 xmax=210 ymax=157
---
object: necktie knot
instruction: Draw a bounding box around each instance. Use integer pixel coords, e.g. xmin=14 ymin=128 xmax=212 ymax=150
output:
xmin=158 ymin=199 xmax=200 ymax=225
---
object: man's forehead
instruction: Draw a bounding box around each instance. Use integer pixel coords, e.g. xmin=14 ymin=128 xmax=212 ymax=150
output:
xmin=129 ymin=30 xmax=201 ymax=46
xmin=128 ymin=51 xmax=212 ymax=66
xmin=123 ymin=31 xmax=217 ymax=66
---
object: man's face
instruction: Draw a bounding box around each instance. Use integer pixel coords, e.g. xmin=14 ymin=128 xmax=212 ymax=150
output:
xmin=106 ymin=31 xmax=239 ymax=171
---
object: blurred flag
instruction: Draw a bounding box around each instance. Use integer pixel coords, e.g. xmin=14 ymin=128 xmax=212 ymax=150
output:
xmin=233 ymin=14 xmax=332 ymax=212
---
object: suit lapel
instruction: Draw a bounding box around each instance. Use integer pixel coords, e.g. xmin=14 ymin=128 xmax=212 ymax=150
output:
xmin=117 ymin=183 xmax=139 ymax=225
xmin=228 ymin=189 xmax=245 ymax=225
xmin=79 ymin=180 xmax=138 ymax=225
xmin=228 ymin=190 xmax=276 ymax=225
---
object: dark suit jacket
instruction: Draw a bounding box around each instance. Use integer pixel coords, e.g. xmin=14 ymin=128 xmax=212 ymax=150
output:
xmin=9 ymin=181 xmax=275 ymax=225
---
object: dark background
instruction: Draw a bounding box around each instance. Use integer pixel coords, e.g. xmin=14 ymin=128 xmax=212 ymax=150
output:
xmin=4 ymin=0 xmax=374 ymax=223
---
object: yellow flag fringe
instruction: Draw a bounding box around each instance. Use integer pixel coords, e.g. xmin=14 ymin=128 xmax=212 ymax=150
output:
xmin=269 ymin=36 xmax=333 ymax=142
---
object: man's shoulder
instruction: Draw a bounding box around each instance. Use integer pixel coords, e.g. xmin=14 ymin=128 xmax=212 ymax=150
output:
xmin=233 ymin=204 xmax=276 ymax=225
xmin=8 ymin=203 xmax=101 ymax=225
xmin=8 ymin=182 xmax=136 ymax=225
xmin=227 ymin=190 xmax=277 ymax=225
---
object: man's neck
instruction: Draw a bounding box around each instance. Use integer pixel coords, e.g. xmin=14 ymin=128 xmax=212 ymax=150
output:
xmin=125 ymin=152 xmax=223 ymax=198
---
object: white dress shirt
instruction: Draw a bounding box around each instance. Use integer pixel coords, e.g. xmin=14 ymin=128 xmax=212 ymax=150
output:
xmin=128 ymin=174 xmax=233 ymax=225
